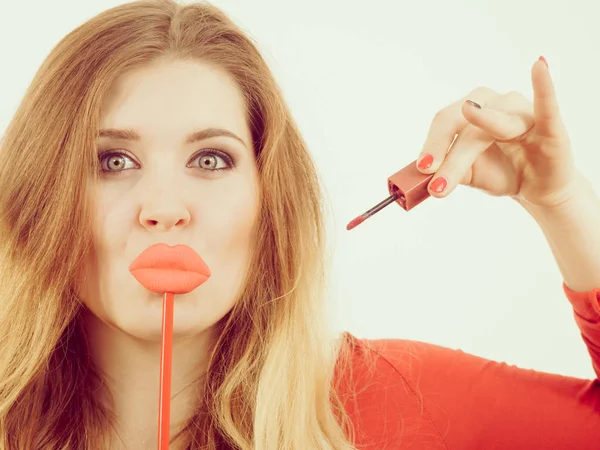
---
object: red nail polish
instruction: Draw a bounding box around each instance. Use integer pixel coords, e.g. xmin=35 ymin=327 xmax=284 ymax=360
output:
xmin=430 ymin=177 xmax=447 ymax=193
xmin=538 ymin=55 xmax=548 ymax=68
xmin=418 ymin=154 xmax=434 ymax=170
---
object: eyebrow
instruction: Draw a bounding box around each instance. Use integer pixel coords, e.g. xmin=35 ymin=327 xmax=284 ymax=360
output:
xmin=97 ymin=127 xmax=247 ymax=147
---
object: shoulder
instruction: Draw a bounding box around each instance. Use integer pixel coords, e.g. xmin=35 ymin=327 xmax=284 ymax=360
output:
xmin=336 ymin=332 xmax=600 ymax=450
xmin=338 ymin=331 xmax=469 ymax=390
xmin=335 ymin=332 xmax=452 ymax=449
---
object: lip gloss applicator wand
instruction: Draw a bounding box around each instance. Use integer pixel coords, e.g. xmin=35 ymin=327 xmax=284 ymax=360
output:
xmin=346 ymin=159 xmax=434 ymax=230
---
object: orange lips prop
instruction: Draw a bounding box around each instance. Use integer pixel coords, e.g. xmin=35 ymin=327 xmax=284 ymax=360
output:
xmin=129 ymin=243 xmax=211 ymax=450
xmin=129 ymin=243 xmax=211 ymax=294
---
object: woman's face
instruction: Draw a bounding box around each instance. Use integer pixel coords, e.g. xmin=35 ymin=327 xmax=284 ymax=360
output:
xmin=78 ymin=59 xmax=260 ymax=341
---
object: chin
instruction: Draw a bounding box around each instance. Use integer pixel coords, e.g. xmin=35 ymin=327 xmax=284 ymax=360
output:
xmin=111 ymin=291 xmax=226 ymax=342
xmin=111 ymin=314 xmax=212 ymax=343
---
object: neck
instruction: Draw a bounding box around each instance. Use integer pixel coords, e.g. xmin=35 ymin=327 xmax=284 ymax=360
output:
xmin=82 ymin=308 xmax=214 ymax=449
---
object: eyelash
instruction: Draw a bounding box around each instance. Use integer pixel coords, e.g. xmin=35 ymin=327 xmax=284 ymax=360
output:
xmin=97 ymin=148 xmax=235 ymax=175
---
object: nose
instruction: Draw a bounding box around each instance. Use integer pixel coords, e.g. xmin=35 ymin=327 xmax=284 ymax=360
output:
xmin=139 ymin=186 xmax=191 ymax=232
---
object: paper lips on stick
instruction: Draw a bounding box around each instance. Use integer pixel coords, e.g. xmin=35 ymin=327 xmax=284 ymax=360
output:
xmin=129 ymin=243 xmax=211 ymax=294
xmin=129 ymin=243 xmax=211 ymax=450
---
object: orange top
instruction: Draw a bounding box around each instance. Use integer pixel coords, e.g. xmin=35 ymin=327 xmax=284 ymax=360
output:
xmin=338 ymin=283 xmax=600 ymax=449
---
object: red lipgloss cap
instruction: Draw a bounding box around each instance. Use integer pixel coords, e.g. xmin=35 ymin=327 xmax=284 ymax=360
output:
xmin=387 ymin=160 xmax=433 ymax=211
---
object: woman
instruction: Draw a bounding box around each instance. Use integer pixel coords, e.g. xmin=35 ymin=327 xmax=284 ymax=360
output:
xmin=0 ymin=0 xmax=597 ymax=449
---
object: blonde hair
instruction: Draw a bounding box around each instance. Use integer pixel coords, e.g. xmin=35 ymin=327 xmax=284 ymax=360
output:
xmin=0 ymin=0 xmax=372 ymax=448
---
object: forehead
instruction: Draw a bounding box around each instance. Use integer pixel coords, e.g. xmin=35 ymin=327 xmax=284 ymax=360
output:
xmin=99 ymin=59 xmax=251 ymax=146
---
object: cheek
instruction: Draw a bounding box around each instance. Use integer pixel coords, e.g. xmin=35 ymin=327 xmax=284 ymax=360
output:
xmin=76 ymin=251 xmax=99 ymax=307
xmin=77 ymin=190 xmax=132 ymax=300
xmin=94 ymin=187 xmax=135 ymax=252
xmin=206 ymin=177 xmax=260 ymax=257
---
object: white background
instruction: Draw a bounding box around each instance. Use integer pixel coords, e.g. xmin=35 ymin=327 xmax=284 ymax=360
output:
xmin=1 ymin=0 xmax=599 ymax=379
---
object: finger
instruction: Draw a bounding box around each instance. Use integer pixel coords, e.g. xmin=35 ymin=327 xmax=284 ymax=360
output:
xmin=532 ymin=56 xmax=562 ymax=138
xmin=417 ymin=90 xmax=496 ymax=174
xmin=416 ymin=108 xmax=465 ymax=175
xmin=426 ymin=124 xmax=494 ymax=198
xmin=460 ymin=100 xmax=533 ymax=141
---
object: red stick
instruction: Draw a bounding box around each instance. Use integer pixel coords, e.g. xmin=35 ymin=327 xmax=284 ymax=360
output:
xmin=158 ymin=292 xmax=174 ymax=450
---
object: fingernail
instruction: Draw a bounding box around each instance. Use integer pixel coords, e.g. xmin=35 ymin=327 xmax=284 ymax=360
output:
xmin=538 ymin=55 xmax=548 ymax=68
xmin=430 ymin=177 xmax=447 ymax=193
xmin=465 ymin=99 xmax=481 ymax=109
xmin=417 ymin=153 xmax=434 ymax=170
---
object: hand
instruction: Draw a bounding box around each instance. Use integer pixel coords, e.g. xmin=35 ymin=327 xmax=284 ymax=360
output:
xmin=416 ymin=56 xmax=579 ymax=210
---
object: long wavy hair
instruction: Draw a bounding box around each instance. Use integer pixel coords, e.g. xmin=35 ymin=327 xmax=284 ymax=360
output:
xmin=0 ymin=0 xmax=371 ymax=448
